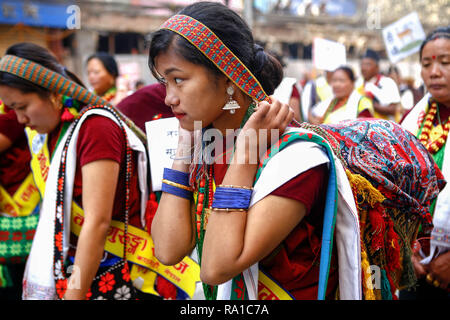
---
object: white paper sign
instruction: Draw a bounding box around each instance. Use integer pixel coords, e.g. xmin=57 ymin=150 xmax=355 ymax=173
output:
xmin=382 ymin=12 xmax=426 ymax=63
xmin=313 ymin=38 xmax=346 ymax=72
xmin=145 ymin=117 xmax=179 ymax=191
xmin=272 ymin=77 xmax=297 ymax=104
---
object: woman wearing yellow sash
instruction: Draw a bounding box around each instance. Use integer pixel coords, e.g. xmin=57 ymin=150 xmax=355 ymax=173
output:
xmin=309 ymin=66 xmax=374 ymax=125
xmin=0 ymin=43 xmax=154 ymax=300
xmin=0 ymin=100 xmax=39 ymax=299
xmin=401 ymin=26 xmax=450 ymax=298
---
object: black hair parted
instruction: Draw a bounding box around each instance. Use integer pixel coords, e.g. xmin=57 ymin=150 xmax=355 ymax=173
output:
xmin=419 ymin=25 xmax=450 ymax=60
xmin=148 ymin=1 xmax=283 ymax=95
xmin=0 ymin=42 xmax=84 ymax=97
xmin=86 ymin=52 xmax=119 ymax=79
xmin=334 ymin=66 xmax=356 ymax=82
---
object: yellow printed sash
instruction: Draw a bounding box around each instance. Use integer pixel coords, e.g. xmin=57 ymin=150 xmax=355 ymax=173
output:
xmin=26 ymin=127 xmax=200 ymax=298
xmin=26 ymin=128 xmax=50 ymax=198
xmin=0 ymin=174 xmax=40 ymax=217
xmin=0 ymin=118 xmax=40 ymax=217
xmin=70 ymin=204 xmax=200 ymax=298
xmin=258 ymin=271 xmax=293 ymax=300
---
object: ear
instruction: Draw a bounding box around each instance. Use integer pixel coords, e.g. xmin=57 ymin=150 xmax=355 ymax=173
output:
xmin=50 ymin=93 xmax=64 ymax=110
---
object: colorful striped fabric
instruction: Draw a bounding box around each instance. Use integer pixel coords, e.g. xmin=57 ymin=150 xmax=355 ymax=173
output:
xmin=0 ymin=55 xmax=104 ymax=108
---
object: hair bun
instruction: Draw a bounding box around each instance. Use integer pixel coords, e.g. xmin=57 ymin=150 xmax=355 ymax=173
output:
xmin=252 ymin=44 xmax=267 ymax=76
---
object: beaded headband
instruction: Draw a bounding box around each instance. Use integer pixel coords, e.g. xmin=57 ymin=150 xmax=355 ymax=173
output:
xmin=0 ymin=54 xmax=106 ymax=108
xmin=160 ymin=14 xmax=270 ymax=103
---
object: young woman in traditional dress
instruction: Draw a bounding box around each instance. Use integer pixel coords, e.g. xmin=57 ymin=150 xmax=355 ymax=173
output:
xmin=0 ymin=43 xmax=152 ymax=300
xmin=401 ymin=26 xmax=450 ymax=298
xmin=150 ymin=2 xmax=444 ymax=300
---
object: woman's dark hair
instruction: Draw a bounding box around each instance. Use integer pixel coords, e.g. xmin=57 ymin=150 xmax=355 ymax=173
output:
xmin=419 ymin=25 xmax=450 ymax=60
xmin=87 ymin=52 xmax=119 ymax=79
xmin=334 ymin=66 xmax=355 ymax=82
xmin=148 ymin=1 xmax=283 ymax=95
xmin=0 ymin=42 xmax=84 ymax=97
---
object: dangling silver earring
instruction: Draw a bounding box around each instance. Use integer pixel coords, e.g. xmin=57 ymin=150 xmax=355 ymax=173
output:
xmin=222 ymin=86 xmax=240 ymax=114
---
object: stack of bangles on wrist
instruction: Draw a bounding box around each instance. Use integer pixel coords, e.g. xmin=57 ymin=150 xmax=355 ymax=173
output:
xmin=211 ymin=185 xmax=253 ymax=212
xmin=161 ymin=168 xmax=193 ymax=200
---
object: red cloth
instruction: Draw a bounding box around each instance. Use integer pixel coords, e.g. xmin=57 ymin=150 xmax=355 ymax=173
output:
xmin=290 ymin=84 xmax=300 ymax=99
xmin=116 ymin=83 xmax=174 ymax=132
xmin=0 ymin=109 xmax=31 ymax=194
xmin=47 ymin=115 xmax=142 ymax=252
xmin=268 ymin=164 xmax=338 ymax=300
xmin=213 ymin=155 xmax=338 ymax=300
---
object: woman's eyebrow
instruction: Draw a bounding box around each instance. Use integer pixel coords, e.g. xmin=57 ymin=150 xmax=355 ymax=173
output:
xmin=163 ymin=67 xmax=182 ymax=76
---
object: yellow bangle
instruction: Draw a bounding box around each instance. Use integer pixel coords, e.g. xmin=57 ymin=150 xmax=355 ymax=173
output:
xmin=162 ymin=179 xmax=193 ymax=192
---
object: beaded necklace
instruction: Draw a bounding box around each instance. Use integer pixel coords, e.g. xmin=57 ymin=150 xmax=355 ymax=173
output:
xmin=419 ymin=100 xmax=450 ymax=154
xmin=193 ymin=101 xmax=256 ymax=300
xmin=99 ymin=87 xmax=117 ymax=102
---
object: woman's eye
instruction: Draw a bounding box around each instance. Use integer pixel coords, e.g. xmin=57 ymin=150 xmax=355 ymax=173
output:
xmin=174 ymin=78 xmax=183 ymax=84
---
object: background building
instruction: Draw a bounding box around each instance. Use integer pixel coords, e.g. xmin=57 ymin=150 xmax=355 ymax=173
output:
xmin=0 ymin=0 xmax=448 ymax=90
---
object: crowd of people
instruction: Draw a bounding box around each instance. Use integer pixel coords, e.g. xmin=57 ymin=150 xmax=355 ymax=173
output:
xmin=0 ymin=1 xmax=448 ymax=301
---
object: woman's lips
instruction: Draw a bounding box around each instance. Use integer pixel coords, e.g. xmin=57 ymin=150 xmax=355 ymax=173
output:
xmin=428 ymin=84 xmax=445 ymax=90
xmin=173 ymin=112 xmax=186 ymax=119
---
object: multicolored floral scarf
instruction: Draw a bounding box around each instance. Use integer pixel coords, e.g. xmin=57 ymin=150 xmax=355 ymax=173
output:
xmin=305 ymin=119 xmax=444 ymax=298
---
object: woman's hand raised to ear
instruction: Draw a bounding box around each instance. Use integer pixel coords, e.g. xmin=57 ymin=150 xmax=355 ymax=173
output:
xmin=236 ymin=97 xmax=294 ymax=163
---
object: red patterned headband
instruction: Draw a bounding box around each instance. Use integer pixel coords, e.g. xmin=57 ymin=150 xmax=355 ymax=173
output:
xmin=160 ymin=14 xmax=270 ymax=103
